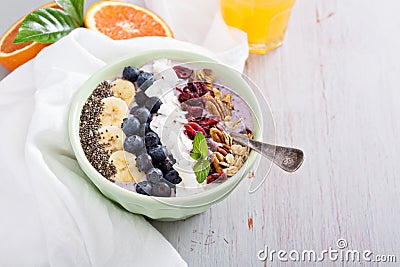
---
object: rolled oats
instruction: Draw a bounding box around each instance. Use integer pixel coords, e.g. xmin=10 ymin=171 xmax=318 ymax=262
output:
xmin=224 ymin=166 xmax=239 ymax=177
xmin=224 ymin=120 xmax=232 ymax=128
xmin=233 ymin=156 xmax=244 ymax=169
xmin=231 ymin=144 xmax=242 ymax=155
xmin=219 ymin=161 xmax=230 ymax=167
xmin=225 ymin=153 xmax=234 ymax=165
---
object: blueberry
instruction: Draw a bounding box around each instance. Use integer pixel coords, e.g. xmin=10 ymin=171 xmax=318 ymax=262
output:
xmin=135 ymin=91 xmax=149 ymax=106
xmin=145 ymin=96 xmax=162 ymax=113
xmin=156 ymin=160 xmax=174 ymax=175
xmin=136 ymin=181 xmax=152 ymax=195
xmin=136 ymin=153 xmax=153 ymax=172
xmin=144 ymin=122 xmax=152 ymax=134
xmin=151 ymin=181 xmax=171 ymax=197
xmin=145 ymin=132 xmax=160 ymax=148
xmin=129 ymin=105 xmax=140 ymax=115
xmin=162 ymin=146 xmax=169 ymax=157
xmin=169 ymin=154 xmax=177 ymax=164
xmin=123 ymin=135 xmax=144 ymax=155
xmin=123 ymin=66 xmax=140 ymax=83
xmin=137 ymin=72 xmax=154 ymax=91
xmin=164 ymin=169 xmax=182 ymax=184
xmin=137 ymin=124 xmax=146 ymax=137
xmin=132 ymin=107 xmax=150 ymax=124
xmin=122 ymin=117 xmax=140 ymax=136
xmin=148 ymin=145 xmax=167 ymax=164
xmin=136 ymin=146 xmax=147 ymax=156
xmin=146 ymin=168 xmax=164 ymax=183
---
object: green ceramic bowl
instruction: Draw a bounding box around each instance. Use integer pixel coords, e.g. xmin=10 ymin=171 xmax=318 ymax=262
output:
xmin=69 ymin=49 xmax=263 ymax=221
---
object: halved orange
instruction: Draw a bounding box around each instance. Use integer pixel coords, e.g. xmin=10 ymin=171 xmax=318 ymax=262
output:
xmin=84 ymin=1 xmax=173 ymax=40
xmin=0 ymin=2 xmax=60 ymax=72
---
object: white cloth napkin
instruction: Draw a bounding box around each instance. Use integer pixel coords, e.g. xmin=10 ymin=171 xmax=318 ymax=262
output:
xmin=0 ymin=2 xmax=248 ymax=266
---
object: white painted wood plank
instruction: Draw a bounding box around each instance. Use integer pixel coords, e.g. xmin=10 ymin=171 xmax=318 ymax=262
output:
xmin=152 ymin=0 xmax=400 ymax=266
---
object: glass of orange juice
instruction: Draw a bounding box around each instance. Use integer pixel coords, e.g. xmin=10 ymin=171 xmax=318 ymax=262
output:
xmin=220 ymin=0 xmax=296 ymax=54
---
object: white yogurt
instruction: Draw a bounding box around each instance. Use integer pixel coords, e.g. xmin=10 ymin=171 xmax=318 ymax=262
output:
xmin=144 ymin=59 xmax=206 ymax=196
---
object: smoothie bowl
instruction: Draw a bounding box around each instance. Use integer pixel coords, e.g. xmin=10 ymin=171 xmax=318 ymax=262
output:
xmin=69 ymin=50 xmax=268 ymax=221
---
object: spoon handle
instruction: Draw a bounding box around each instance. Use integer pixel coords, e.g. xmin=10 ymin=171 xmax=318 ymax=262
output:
xmin=230 ymin=133 xmax=304 ymax=172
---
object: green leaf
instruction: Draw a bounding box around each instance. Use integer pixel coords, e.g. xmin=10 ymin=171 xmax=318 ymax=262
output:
xmin=193 ymin=132 xmax=209 ymax=159
xmin=191 ymin=132 xmax=210 ymax=183
xmin=192 ymin=133 xmax=201 ymax=154
xmin=14 ymin=8 xmax=80 ymax=44
xmin=190 ymin=152 xmax=201 ymax=160
xmin=193 ymin=159 xmax=210 ymax=184
xmin=55 ymin=0 xmax=84 ymax=25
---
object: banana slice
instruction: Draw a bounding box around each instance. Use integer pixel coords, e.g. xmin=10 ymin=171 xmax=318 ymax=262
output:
xmin=100 ymin=97 xmax=128 ymax=127
xmin=111 ymin=78 xmax=136 ymax=105
xmin=98 ymin=125 xmax=123 ymax=155
xmin=109 ymin=151 xmax=145 ymax=182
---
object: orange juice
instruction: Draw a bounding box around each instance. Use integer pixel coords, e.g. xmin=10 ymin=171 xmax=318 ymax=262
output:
xmin=220 ymin=0 xmax=295 ymax=54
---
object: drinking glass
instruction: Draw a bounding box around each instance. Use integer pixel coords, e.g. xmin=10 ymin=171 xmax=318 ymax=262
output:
xmin=220 ymin=0 xmax=296 ymax=54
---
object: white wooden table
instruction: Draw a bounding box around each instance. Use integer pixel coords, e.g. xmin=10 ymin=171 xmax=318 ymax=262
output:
xmin=152 ymin=1 xmax=400 ymax=265
xmin=1 ymin=0 xmax=399 ymax=266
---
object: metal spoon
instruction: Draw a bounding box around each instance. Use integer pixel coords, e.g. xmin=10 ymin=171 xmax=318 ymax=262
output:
xmin=230 ymin=132 xmax=304 ymax=172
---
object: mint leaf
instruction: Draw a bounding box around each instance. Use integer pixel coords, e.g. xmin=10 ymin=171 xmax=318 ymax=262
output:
xmin=192 ymin=132 xmax=202 ymax=154
xmin=193 ymin=159 xmax=210 ymax=184
xmin=14 ymin=8 xmax=80 ymax=44
xmin=56 ymin=0 xmax=84 ymax=25
xmin=190 ymin=152 xmax=201 ymax=160
xmin=191 ymin=132 xmax=210 ymax=183
xmin=193 ymin=132 xmax=209 ymax=159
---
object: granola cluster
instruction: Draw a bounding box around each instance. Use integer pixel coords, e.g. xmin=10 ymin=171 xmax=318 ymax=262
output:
xmin=176 ymin=67 xmax=253 ymax=183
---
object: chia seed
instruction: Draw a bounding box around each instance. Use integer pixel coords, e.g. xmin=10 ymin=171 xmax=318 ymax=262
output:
xmin=79 ymin=81 xmax=117 ymax=180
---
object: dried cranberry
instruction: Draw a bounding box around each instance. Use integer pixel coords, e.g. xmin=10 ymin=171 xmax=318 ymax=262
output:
xmin=182 ymin=86 xmax=190 ymax=93
xmin=201 ymin=126 xmax=211 ymax=135
xmin=185 ymin=98 xmax=204 ymax=107
xmin=246 ymin=128 xmax=253 ymax=135
xmin=206 ymin=172 xmax=227 ymax=184
xmin=178 ymin=92 xmax=191 ymax=103
xmin=178 ymin=92 xmax=199 ymax=103
xmin=185 ymin=83 xmax=196 ymax=93
xmin=193 ymin=82 xmax=209 ymax=96
xmin=186 ymin=106 xmax=203 ymax=119
xmin=184 ymin=124 xmax=196 ymax=139
xmin=181 ymin=102 xmax=189 ymax=111
xmin=177 ymin=82 xmax=210 ymax=104
xmin=199 ymin=117 xmax=219 ymax=127
xmin=173 ymin=66 xmax=193 ymax=79
xmin=184 ymin=82 xmax=208 ymax=96
xmin=184 ymin=122 xmax=206 ymax=139
xmin=188 ymin=122 xmax=206 ymax=134
xmin=186 ymin=116 xmax=219 ymax=135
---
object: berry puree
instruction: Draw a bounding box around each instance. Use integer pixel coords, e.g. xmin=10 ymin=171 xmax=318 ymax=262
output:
xmin=79 ymin=59 xmax=255 ymax=197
